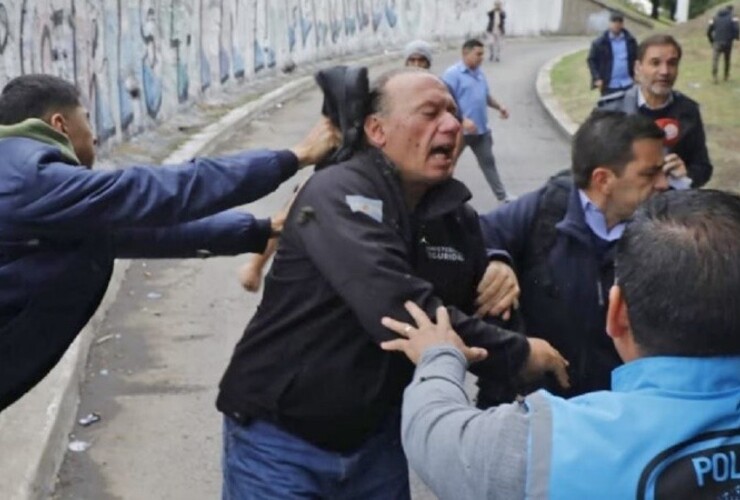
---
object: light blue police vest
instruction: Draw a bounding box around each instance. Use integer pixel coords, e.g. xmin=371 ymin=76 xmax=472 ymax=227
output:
xmin=526 ymin=356 xmax=740 ymax=499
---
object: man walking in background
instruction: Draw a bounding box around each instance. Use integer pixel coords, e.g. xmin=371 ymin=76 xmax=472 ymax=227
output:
xmin=587 ymin=11 xmax=638 ymax=96
xmin=707 ymin=5 xmax=739 ymax=83
xmin=486 ymin=1 xmax=506 ymax=62
xmin=443 ymin=39 xmax=512 ymax=203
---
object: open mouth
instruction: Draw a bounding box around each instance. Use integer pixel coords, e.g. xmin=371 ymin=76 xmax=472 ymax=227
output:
xmin=430 ymin=144 xmax=455 ymax=160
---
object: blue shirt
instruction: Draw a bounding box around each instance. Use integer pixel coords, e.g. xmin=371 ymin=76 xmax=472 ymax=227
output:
xmin=578 ymin=190 xmax=626 ymax=241
xmin=442 ymin=62 xmax=490 ymax=136
xmin=608 ymin=33 xmax=633 ymax=89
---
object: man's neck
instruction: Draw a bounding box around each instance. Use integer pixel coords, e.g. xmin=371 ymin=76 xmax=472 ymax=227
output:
xmin=583 ymin=188 xmax=622 ymax=230
xmin=403 ymin=185 xmax=427 ymax=211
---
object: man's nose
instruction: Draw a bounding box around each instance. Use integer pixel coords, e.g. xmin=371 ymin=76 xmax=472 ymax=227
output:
xmin=443 ymin=113 xmax=462 ymax=132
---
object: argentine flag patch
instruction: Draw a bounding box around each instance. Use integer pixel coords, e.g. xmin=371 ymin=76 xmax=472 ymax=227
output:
xmin=345 ymin=195 xmax=383 ymax=223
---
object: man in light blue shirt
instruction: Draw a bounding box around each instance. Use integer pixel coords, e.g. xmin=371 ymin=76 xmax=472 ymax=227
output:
xmin=587 ymin=12 xmax=638 ymax=96
xmin=442 ymin=39 xmax=512 ymax=202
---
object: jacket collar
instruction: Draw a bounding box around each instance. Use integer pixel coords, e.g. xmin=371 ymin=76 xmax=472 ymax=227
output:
xmin=0 ymin=118 xmax=80 ymax=164
xmin=555 ymin=183 xmax=595 ymax=247
xmin=612 ymin=356 xmax=740 ymax=393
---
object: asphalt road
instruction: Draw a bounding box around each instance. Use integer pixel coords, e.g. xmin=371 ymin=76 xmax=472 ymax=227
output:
xmin=53 ymin=37 xmax=586 ymax=500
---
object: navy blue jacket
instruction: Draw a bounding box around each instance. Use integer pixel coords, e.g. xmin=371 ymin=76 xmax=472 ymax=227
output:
xmin=0 ymin=135 xmax=299 ymax=410
xmin=586 ymin=30 xmax=637 ymax=88
xmin=479 ymin=182 xmax=621 ymax=398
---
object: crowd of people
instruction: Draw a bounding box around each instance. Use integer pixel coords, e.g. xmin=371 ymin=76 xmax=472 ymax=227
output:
xmin=1 ymin=2 xmax=738 ymax=499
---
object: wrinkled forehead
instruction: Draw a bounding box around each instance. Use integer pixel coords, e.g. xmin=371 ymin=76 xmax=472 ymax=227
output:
xmin=641 ymin=44 xmax=680 ymax=61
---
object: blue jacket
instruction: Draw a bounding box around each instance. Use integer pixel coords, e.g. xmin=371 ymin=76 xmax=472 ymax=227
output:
xmin=400 ymin=345 xmax=740 ymax=499
xmin=532 ymin=357 xmax=740 ymax=499
xmin=479 ymin=180 xmax=620 ymax=398
xmin=0 ymin=121 xmax=299 ymax=410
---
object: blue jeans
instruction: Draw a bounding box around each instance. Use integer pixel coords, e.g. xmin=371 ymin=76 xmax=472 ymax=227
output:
xmin=222 ymin=415 xmax=410 ymax=499
xmin=463 ymin=131 xmax=508 ymax=201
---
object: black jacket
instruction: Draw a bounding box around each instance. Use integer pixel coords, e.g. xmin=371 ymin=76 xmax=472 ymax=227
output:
xmin=486 ymin=9 xmax=506 ymax=34
xmin=479 ymin=179 xmax=621 ymax=400
xmin=598 ymin=86 xmax=713 ymax=187
xmin=217 ymin=148 xmax=530 ymax=451
xmin=586 ymin=29 xmax=637 ymax=88
xmin=707 ymin=7 xmax=739 ymax=45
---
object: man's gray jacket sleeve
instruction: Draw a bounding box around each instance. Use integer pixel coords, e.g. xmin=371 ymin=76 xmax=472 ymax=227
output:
xmin=401 ymin=346 xmax=531 ymax=499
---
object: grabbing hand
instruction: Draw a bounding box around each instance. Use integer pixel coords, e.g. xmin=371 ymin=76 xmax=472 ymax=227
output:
xmin=475 ymin=261 xmax=520 ymax=320
xmin=238 ymin=257 xmax=266 ymax=292
xmin=521 ymin=338 xmax=570 ymax=389
xmin=380 ymin=301 xmax=488 ymax=365
xmin=290 ymin=116 xmax=341 ymax=168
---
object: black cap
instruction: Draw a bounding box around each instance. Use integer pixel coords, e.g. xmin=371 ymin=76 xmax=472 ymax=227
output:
xmin=609 ymin=11 xmax=624 ymax=22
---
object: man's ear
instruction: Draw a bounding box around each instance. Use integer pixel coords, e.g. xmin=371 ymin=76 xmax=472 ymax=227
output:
xmin=590 ymin=166 xmax=615 ymax=195
xmin=607 ymin=284 xmax=641 ymax=362
xmin=47 ymin=112 xmax=68 ymax=135
xmin=606 ymin=285 xmax=630 ymax=341
xmin=364 ymin=114 xmax=386 ymax=148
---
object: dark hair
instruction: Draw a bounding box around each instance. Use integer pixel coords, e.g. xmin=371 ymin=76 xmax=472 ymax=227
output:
xmin=616 ymin=189 xmax=740 ymax=357
xmin=637 ymin=34 xmax=682 ymax=61
xmin=609 ymin=11 xmax=624 ymax=22
xmin=462 ymin=39 xmax=484 ymax=51
xmin=571 ymin=110 xmax=664 ymax=189
xmin=367 ymin=67 xmax=430 ymax=116
xmin=0 ymin=74 xmax=81 ymax=125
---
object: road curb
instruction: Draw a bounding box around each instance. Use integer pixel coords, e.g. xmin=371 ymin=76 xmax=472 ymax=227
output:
xmin=535 ymin=45 xmax=588 ymax=140
xmin=0 ymin=50 xmax=398 ymax=500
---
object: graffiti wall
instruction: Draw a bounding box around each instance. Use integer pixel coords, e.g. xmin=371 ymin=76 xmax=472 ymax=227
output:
xmin=0 ymin=0 xmax=563 ymax=146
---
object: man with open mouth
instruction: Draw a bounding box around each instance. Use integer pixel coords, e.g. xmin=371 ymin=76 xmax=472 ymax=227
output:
xmin=217 ymin=67 xmax=568 ymax=499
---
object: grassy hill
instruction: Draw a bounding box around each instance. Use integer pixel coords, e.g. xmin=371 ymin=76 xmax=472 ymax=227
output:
xmin=550 ymin=1 xmax=739 ymax=191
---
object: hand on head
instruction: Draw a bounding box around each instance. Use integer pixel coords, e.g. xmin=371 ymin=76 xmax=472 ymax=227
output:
xmin=290 ymin=117 xmax=341 ymax=168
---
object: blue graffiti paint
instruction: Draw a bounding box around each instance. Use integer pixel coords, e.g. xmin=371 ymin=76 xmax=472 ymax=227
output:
xmin=118 ymin=76 xmax=134 ymax=130
xmin=331 ymin=15 xmax=342 ymax=42
xmin=200 ymin=48 xmax=211 ymax=90
xmin=372 ymin=6 xmax=382 ymax=31
xmin=254 ymin=40 xmax=275 ymax=73
xmin=233 ymin=45 xmax=245 ymax=78
xmin=385 ymin=1 xmax=397 ymax=28
xmin=176 ymin=61 xmax=189 ymax=102
xmin=92 ymin=78 xmax=116 ymax=143
xmin=344 ymin=15 xmax=356 ymax=35
xmin=301 ymin=16 xmax=313 ymax=46
xmin=219 ymin=47 xmax=230 ymax=83
xmin=356 ymin=0 xmax=369 ymax=29
xmin=142 ymin=61 xmax=162 ymax=118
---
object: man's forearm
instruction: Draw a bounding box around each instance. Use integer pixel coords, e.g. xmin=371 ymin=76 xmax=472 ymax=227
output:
xmin=402 ymin=346 xmax=529 ymax=500
xmin=487 ymin=95 xmax=505 ymax=111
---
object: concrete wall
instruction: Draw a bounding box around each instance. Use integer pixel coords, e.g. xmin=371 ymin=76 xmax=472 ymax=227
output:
xmin=560 ymin=0 xmax=654 ymax=35
xmin=0 ymin=0 xmax=570 ymax=147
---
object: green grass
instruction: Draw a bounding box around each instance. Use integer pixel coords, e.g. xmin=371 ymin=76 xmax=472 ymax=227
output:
xmin=550 ymin=2 xmax=740 ymax=192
